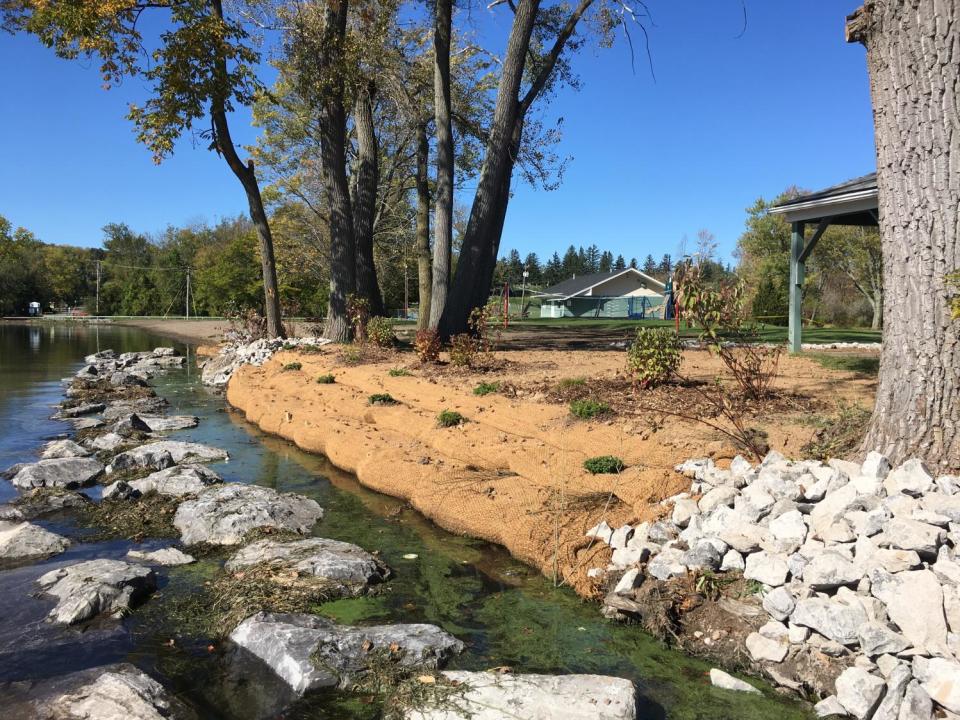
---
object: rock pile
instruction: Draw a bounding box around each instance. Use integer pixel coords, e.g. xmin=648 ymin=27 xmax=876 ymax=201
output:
xmin=590 ymin=450 xmax=960 ymax=719
xmin=200 ymin=336 xmax=331 ymax=388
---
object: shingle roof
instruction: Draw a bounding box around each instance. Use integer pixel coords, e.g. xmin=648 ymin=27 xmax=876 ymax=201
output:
xmin=539 ymin=268 xmax=664 ymax=298
xmin=771 ymin=172 xmax=877 ymax=209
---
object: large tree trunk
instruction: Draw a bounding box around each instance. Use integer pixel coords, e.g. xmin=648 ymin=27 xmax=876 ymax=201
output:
xmin=210 ymin=0 xmax=284 ymax=339
xmin=352 ymin=81 xmax=384 ymax=316
xmin=428 ymin=0 xmax=454 ymax=329
xmin=438 ymin=0 xmax=540 ymax=337
xmin=415 ymin=121 xmax=432 ymax=329
xmin=848 ymin=1 xmax=960 ymax=471
xmin=317 ymin=0 xmax=356 ymax=343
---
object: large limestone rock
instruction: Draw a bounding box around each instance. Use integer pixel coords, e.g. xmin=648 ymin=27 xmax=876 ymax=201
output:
xmin=40 ymin=439 xmax=91 ymax=459
xmin=835 ymin=667 xmax=885 ymax=719
xmin=32 ymin=663 xmax=194 ymax=720
xmin=790 ymin=596 xmax=867 ymax=646
xmin=708 ymin=668 xmax=760 ymax=695
xmin=109 ymin=441 xmax=228 ymax=472
xmin=127 ymin=547 xmax=196 ymax=566
xmin=173 ymin=484 xmax=323 ymax=545
xmin=138 ymin=415 xmax=200 ymax=432
xmin=870 ymin=569 xmax=950 ymax=657
xmin=229 ymin=612 xmax=463 ymax=696
xmin=103 ymin=464 xmax=222 ymax=500
xmin=102 ymin=396 xmax=169 ymax=421
xmin=35 ymin=559 xmax=157 ymax=625
xmin=402 ymin=671 xmax=638 ymax=720
xmin=55 ymin=402 xmax=106 ymax=419
xmin=914 ymin=656 xmax=960 ymax=713
xmin=224 ymin=537 xmax=389 ymax=593
xmin=10 ymin=457 xmax=104 ymax=489
xmin=0 ymin=520 xmax=70 ymax=563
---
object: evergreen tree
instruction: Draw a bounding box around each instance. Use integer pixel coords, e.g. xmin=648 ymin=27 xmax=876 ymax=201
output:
xmin=629 ymin=257 xmax=638 ymax=269
xmin=523 ymin=252 xmax=542 ymax=284
xmin=598 ymin=250 xmax=613 ymax=273
xmin=584 ymin=244 xmax=601 ymax=273
xmin=659 ymin=254 xmax=673 ymax=275
xmin=642 ymin=254 xmax=657 ymax=274
xmin=614 ymin=254 xmax=626 ymax=270
xmin=544 ymin=252 xmax=563 ymax=286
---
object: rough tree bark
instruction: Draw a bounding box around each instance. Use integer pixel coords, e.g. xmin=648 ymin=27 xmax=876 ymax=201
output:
xmin=211 ymin=0 xmax=284 ymax=339
xmin=352 ymin=80 xmax=384 ymax=317
xmin=317 ymin=0 xmax=356 ymax=343
xmin=415 ymin=122 xmax=433 ymax=329
xmin=848 ymin=1 xmax=959 ymax=470
xmin=438 ymin=0 xmax=594 ymax=337
xmin=428 ymin=0 xmax=454 ymax=329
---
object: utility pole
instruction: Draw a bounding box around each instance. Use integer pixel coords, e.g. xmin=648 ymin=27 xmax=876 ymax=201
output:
xmin=95 ymin=260 xmax=101 ymax=315
xmin=185 ymin=267 xmax=191 ymax=319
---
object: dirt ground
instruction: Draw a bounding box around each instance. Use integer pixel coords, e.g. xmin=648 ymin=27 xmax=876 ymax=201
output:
xmin=226 ymin=345 xmax=877 ymax=598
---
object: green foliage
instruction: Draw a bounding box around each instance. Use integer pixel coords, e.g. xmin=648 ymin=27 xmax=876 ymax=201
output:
xmin=948 ymin=271 xmax=960 ymax=320
xmin=583 ymin=455 xmax=624 ymax=474
xmin=802 ymin=401 xmax=872 ymax=461
xmin=316 ymin=374 xmax=336 ymax=384
xmin=556 ymin=377 xmax=586 ymax=390
xmin=367 ymin=316 xmax=395 ymax=348
xmin=347 ymin=295 xmax=371 ymax=342
xmin=626 ymin=327 xmax=681 ymax=388
xmin=436 ymin=410 xmax=466 ymax=427
xmin=808 ymin=353 xmax=879 ymax=377
xmin=448 ymin=334 xmax=476 ymax=367
xmin=473 ymin=381 xmax=500 ymax=396
xmin=751 ymin=276 xmax=788 ymax=324
xmin=569 ymin=399 xmax=610 ymax=420
xmin=368 ymin=393 xmax=398 ymax=406
xmin=281 ymin=362 xmax=302 ymax=372
xmin=414 ymin=329 xmax=442 ymax=363
xmin=388 ymin=368 xmax=410 ymax=377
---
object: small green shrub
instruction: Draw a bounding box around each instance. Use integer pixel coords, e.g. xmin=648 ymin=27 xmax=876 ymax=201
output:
xmin=367 ymin=316 xmax=395 ymax=348
xmin=316 ymin=374 xmax=335 ymax=384
xmin=448 ymin=334 xmax=476 ymax=367
xmin=473 ymin=381 xmax=500 ymax=396
xmin=569 ymin=398 xmax=610 ymax=420
xmin=281 ymin=362 xmax=302 ymax=372
xmin=388 ymin=368 xmax=411 ymax=377
xmin=437 ymin=410 xmax=466 ymax=427
xmin=341 ymin=346 xmax=364 ymax=365
xmin=414 ymin=328 xmax=441 ymax=363
xmin=583 ymin=455 xmax=625 ymax=474
xmin=626 ymin=327 xmax=681 ymax=388
xmin=368 ymin=393 xmax=398 ymax=406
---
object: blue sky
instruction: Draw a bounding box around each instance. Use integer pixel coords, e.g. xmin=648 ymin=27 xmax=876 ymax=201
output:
xmin=0 ymin=2 xmax=875 ymax=265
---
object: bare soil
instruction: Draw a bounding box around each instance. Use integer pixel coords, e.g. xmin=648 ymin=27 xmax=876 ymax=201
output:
xmin=226 ymin=346 xmax=876 ymax=597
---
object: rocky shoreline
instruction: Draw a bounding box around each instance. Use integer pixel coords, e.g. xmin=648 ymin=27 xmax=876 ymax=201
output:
xmin=1 ymin=342 xmax=646 ymax=719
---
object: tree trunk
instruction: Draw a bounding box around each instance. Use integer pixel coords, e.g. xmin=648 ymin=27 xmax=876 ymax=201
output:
xmin=352 ymin=81 xmax=384 ymax=316
xmin=415 ymin=122 xmax=432 ymax=330
xmin=848 ymin=1 xmax=960 ymax=471
xmin=438 ymin=0 xmax=540 ymax=338
xmin=209 ymin=0 xmax=284 ymax=339
xmin=317 ymin=0 xmax=356 ymax=343
xmin=428 ymin=0 xmax=454 ymax=329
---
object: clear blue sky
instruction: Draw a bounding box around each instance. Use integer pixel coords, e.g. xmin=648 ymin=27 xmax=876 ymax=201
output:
xmin=0 ymin=2 xmax=874 ymax=265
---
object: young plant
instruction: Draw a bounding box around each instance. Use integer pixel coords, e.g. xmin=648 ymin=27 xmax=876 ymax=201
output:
xmin=281 ymin=362 xmax=302 ymax=372
xmin=569 ymin=398 xmax=610 ymax=420
xmin=473 ymin=381 xmax=500 ymax=396
xmin=414 ymin=328 xmax=442 ymax=363
xmin=316 ymin=374 xmax=335 ymax=384
xmin=388 ymin=368 xmax=411 ymax=377
xmin=626 ymin=327 xmax=681 ymax=388
xmin=437 ymin=410 xmax=466 ymax=427
xmin=347 ymin=294 xmax=371 ymax=343
xmin=366 ymin=316 xmax=395 ymax=348
xmin=448 ymin=334 xmax=476 ymax=367
xmin=556 ymin=377 xmax=586 ymax=390
xmin=583 ymin=455 xmax=625 ymax=474
xmin=368 ymin=393 xmax=398 ymax=406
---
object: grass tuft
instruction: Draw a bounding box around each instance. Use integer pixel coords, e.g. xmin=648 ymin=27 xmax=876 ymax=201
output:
xmin=369 ymin=393 xmax=399 ymax=406
xmin=569 ymin=398 xmax=610 ymax=420
xmin=388 ymin=368 xmax=411 ymax=377
xmin=316 ymin=374 xmax=336 ymax=384
xmin=472 ymin=381 xmax=500 ymax=396
xmin=282 ymin=362 xmax=303 ymax=372
xmin=583 ymin=455 xmax=625 ymax=474
xmin=437 ymin=410 xmax=466 ymax=428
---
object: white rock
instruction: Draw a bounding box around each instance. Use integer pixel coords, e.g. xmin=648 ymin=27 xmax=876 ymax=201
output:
xmin=404 ymin=671 xmax=638 ymax=720
xmin=709 ymin=668 xmax=760 ymax=695
xmin=787 ymin=623 xmax=809 ymax=643
xmin=900 ymin=679 xmax=934 ymax=720
xmin=769 ymin=510 xmax=808 ymax=544
xmin=730 ymin=456 xmax=753 ymax=477
xmin=36 ymin=559 xmax=156 ymax=625
xmin=745 ymin=631 xmax=788 ymax=663
xmin=871 ymin=662 xmax=910 ymax=720
xmin=762 ymin=586 xmax=796 ymax=622
xmin=0 ymin=521 xmax=70 ymax=562
xmin=857 ymin=621 xmax=910 ymax=657
xmin=720 ymin=549 xmax=745 ymax=572
xmin=743 ymin=551 xmax=789 ymax=587
xmin=835 ymin=667 xmax=885 ymax=719
xmin=699 ymin=486 xmax=738 ymax=514
xmin=110 ymin=440 xmax=228 ymax=472
xmin=876 ymin=517 xmax=945 ymax=558
xmin=936 ymin=475 xmax=960 ymax=495
xmin=671 ymin=499 xmax=699 ymax=528
xmin=884 ymin=459 xmax=934 ymax=497
xmin=932 ymin=547 xmax=960 ymax=585
xmin=915 ymin=657 xmax=960 ymax=713
xmin=609 ymin=525 xmax=634 ymax=550
xmin=586 ymin=520 xmax=614 ymax=545
xmin=40 ymin=439 xmax=91 ymax=459
xmin=814 ymin=695 xmax=848 ymax=718
xmin=10 ymin=457 xmax=104 ymax=489
xmin=870 ymin=569 xmax=950 ymax=658
xmin=804 ymin=551 xmax=863 ymax=590
xmin=862 ymin=452 xmax=892 ymax=480
xmin=790 ymin=596 xmax=868 ymax=646
xmin=126 ymin=547 xmax=196 ymax=566
xmin=614 ymin=568 xmax=642 ymax=594
xmin=38 ymin=664 xmax=185 ymax=720
xmin=646 ymin=548 xmax=687 ymax=581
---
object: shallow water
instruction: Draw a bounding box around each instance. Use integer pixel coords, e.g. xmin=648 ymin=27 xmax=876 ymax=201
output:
xmin=0 ymin=322 xmax=810 ymax=718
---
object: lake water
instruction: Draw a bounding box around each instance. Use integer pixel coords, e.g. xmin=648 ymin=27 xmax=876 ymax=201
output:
xmin=0 ymin=322 xmax=809 ymax=719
